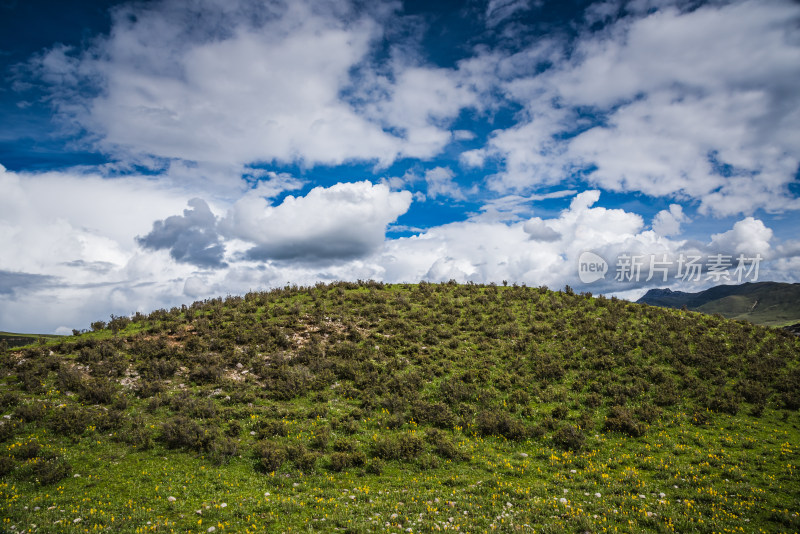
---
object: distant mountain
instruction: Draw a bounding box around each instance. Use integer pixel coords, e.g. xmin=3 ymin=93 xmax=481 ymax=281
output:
xmin=0 ymin=331 xmax=61 ymax=349
xmin=637 ymin=281 xmax=800 ymax=326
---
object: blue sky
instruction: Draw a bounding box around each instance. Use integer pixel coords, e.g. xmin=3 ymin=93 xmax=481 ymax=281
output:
xmin=1 ymin=0 xmax=799 ymax=333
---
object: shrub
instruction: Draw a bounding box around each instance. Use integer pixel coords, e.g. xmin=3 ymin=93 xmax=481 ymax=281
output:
xmin=603 ymin=406 xmax=644 ymax=437
xmin=189 ymin=363 xmax=222 ymax=385
xmin=634 ymin=404 xmax=662 ymax=424
xmin=48 ymin=405 xmax=91 ymax=437
xmin=13 ymin=440 xmax=42 ymax=460
xmin=136 ymin=380 xmax=166 ymax=399
xmin=159 ymin=416 xmax=218 ymax=451
xmin=138 ymin=358 xmax=179 ymax=380
xmin=118 ymin=414 xmax=153 ymax=450
xmin=0 ymin=421 xmax=19 ymax=443
xmin=28 ymin=454 xmax=72 ymax=485
xmin=412 ymin=401 xmax=456 ymax=429
xmin=553 ymin=424 xmax=586 ymax=451
xmin=333 ymin=439 xmax=356 ymax=452
xmin=551 ymin=405 xmax=569 ymax=420
xmin=365 ymin=458 xmax=384 ymax=475
xmin=254 ymin=441 xmax=286 ymax=473
xmin=13 ymin=402 xmax=46 ymax=423
xmin=0 ymin=392 xmax=20 ymax=409
xmin=79 ymin=377 xmax=117 ymax=404
xmin=383 ymin=413 xmax=405 ymax=430
xmin=373 ymin=433 xmax=424 ymax=461
xmin=309 ymin=426 xmax=330 ymax=451
xmin=207 ymin=437 xmax=239 ymax=466
xmin=255 ymin=419 xmax=289 ymax=439
xmin=585 ymin=392 xmax=602 ymax=409
xmin=225 ymin=420 xmax=242 ymax=437
xmin=709 ymin=390 xmax=740 ymax=415
xmin=425 ymin=429 xmax=468 ymax=460
xmin=476 ymin=410 xmax=528 ymax=440
xmin=0 ymin=455 xmax=14 ymax=477
xmin=291 ymin=449 xmax=319 ymax=472
xmin=417 ymin=453 xmax=440 ymax=470
xmin=329 ymin=450 xmax=366 ymax=472
xmin=652 ymin=382 xmax=679 ymax=407
xmin=690 ymin=409 xmax=713 ymax=426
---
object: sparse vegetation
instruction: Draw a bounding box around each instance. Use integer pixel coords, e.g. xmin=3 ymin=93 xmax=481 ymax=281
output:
xmin=0 ymin=281 xmax=798 ymax=532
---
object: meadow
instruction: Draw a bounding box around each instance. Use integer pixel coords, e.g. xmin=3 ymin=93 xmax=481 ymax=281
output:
xmin=1 ymin=281 xmax=798 ymax=532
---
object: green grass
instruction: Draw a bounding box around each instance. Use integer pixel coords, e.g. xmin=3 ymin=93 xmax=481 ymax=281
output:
xmin=1 ymin=281 xmax=798 ymax=532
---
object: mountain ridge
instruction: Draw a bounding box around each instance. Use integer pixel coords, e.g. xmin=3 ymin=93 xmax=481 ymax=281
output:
xmin=637 ymin=281 xmax=800 ymax=326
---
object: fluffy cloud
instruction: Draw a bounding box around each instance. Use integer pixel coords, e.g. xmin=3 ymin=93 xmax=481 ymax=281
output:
xmin=424 ymin=167 xmax=465 ymax=200
xmin=477 ymin=0 xmax=800 ymax=216
xmin=652 ymin=204 xmax=689 ymax=237
xmin=221 ymin=181 xmax=412 ymax=263
xmin=25 ymin=0 xmax=484 ymax=173
xmin=378 ymin=190 xmax=651 ymax=288
xmin=709 ymin=217 xmax=773 ymax=257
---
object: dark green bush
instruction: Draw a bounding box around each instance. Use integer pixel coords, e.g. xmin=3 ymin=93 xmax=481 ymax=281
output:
xmin=551 ymin=405 xmax=568 ymax=420
xmin=329 ymin=450 xmax=366 ymax=472
xmin=254 ymin=441 xmax=286 ymax=473
xmin=372 ymin=433 xmax=424 ymax=461
xmin=416 ymin=453 xmax=440 ymax=470
xmin=412 ymin=401 xmax=456 ymax=429
xmin=225 ymin=420 xmax=242 ymax=437
xmin=333 ymin=438 xmax=356 ymax=452
xmin=0 ymin=455 xmax=14 ymax=476
xmin=27 ymin=454 xmax=72 ymax=485
xmin=553 ymin=424 xmax=586 ymax=451
xmin=0 ymin=391 xmax=20 ymax=409
xmin=138 ymin=358 xmax=179 ymax=380
xmin=13 ymin=402 xmax=46 ymax=423
xmin=603 ymin=406 xmax=644 ymax=437
xmin=159 ymin=416 xmax=218 ymax=451
xmin=476 ymin=410 xmax=528 ymax=440
xmin=117 ymin=414 xmax=153 ymax=450
xmin=136 ymin=380 xmax=166 ymax=399
xmin=0 ymin=421 xmax=18 ymax=443
xmin=365 ymin=458 xmax=384 ymax=475
xmin=12 ymin=440 xmax=41 ymax=460
xmin=425 ymin=429 xmax=468 ymax=460
xmin=48 ymin=405 xmax=90 ymax=437
xmin=207 ymin=437 xmax=239 ymax=466
xmin=255 ymin=419 xmax=289 ymax=439
xmin=79 ymin=377 xmax=117 ymax=404
xmin=309 ymin=426 xmax=330 ymax=451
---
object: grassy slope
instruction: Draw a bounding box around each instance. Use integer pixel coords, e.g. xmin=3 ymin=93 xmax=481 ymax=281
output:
xmin=0 ymin=281 xmax=798 ymax=533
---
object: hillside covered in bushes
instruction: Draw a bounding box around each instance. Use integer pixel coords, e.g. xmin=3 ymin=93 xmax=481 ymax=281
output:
xmin=1 ymin=281 xmax=799 ymax=532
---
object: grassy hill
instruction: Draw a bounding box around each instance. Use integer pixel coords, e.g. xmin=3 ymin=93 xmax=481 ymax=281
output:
xmin=1 ymin=281 xmax=799 ymax=532
xmin=637 ymin=281 xmax=800 ymax=326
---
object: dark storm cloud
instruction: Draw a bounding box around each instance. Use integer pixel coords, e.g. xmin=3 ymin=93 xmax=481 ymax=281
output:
xmin=0 ymin=269 xmax=57 ymax=296
xmin=137 ymin=198 xmax=227 ymax=268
